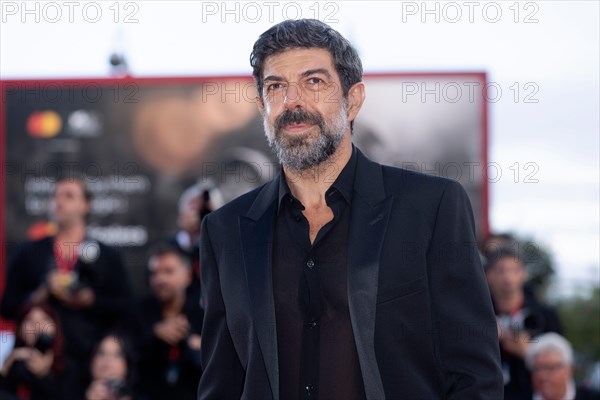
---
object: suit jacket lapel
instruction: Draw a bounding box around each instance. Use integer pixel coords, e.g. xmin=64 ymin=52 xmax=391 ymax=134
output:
xmin=239 ymin=177 xmax=280 ymax=400
xmin=348 ymin=149 xmax=392 ymax=400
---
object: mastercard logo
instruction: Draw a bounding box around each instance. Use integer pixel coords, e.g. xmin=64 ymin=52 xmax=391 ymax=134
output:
xmin=27 ymin=110 xmax=62 ymax=138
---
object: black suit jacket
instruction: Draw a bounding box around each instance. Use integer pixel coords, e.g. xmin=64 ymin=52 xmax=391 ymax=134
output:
xmin=197 ymin=148 xmax=503 ymax=399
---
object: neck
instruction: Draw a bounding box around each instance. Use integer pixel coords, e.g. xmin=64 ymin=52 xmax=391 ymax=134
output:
xmin=283 ymin=136 xmax=352 ymax=209
xmin=162 ymin=292 xmax=185 ymax=317
xmin=495 ymin=291 xmax=524 ymax=314
xmin=56 ymin=221 xmax=86 ymax=243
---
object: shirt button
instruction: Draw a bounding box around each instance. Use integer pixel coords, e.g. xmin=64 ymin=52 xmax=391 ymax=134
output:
xmin=308 ymin=319 xmax=318 ymax=329
xmin=305 ymin=384 xmax=314 ymax=395
xmin=288 ymin=197 xmax=294 ymax=204
xmin=294 ymin=215 xmax=301 ymax=222
xmin=306 ymin=259 xmax=315 ymax=269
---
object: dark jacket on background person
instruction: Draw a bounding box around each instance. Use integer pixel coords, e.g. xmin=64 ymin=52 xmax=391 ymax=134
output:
xmin=495 ymin=291 xmax=564 ymax=400
xmin=0 ymin=362 xmax=63 ymax=400
xmin=0 ymin=351 xmax=78 ymax=400
xmin=137 ymin=294 xmax=203 ymax=400
xmin=575 ymin=385 xmax=600 ymax=400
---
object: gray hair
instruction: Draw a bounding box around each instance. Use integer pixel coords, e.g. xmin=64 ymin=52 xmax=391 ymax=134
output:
xmin=525 ymin=332 xmax=574 ymax=369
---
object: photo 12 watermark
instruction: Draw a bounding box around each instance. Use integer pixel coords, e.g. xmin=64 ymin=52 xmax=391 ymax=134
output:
xmin=400 ymin=1 xmax=540 ymax=24
xmin=1 ymin=1 xmax=140 ymax=24
xmin=200 ymin=1 xmax=340 ymax=24
xmin=399 ymin=81 xmax=540 ymax=104
xmin=3 ymin=82 xmax=140 ymax=104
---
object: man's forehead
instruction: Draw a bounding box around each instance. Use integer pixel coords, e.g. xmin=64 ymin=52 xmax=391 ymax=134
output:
xmin=534 ymin=350 xmax=564 ymax=363
xmin=263 ymin=48 xmax=337 ymax=78
xmin=149 ymin=252 xmax=184 ymax=270
xmin=55 ymin=180 xmax=83 ymax=193
xmin=487 ymin=254 xmax=524 ymax=270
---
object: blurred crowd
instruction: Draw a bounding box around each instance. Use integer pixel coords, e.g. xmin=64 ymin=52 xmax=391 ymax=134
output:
xmin=0 ymin=177 xmax=207 ymax=400
xmin=481 ymin=234 xmax=599 ymax=399
xmin=0 ymin=177 xmax=598 ymax=400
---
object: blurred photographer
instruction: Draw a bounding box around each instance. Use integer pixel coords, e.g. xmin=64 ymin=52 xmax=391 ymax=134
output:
xmin=485 ymin=247 xmax=563 ymax=400
xmin=0 ymin=302 xmax=72 ymax=400
xmin=137 ymin=243 xmax=203 ymax=400
xmin=165 ymin=181 xmax=223 ymax=300
xmin=0 ymin=177 xmax=135 ymax=387
xmin=85 ymin=332 xmax=139 ymax=400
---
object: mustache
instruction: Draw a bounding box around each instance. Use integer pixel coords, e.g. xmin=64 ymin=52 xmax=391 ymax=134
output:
xmin=274 ymin=108 xmax=324 ymax=133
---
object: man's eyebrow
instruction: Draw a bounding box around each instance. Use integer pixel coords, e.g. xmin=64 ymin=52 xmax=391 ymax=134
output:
xmin=263 ymin=68 xmax=332 ymax=83
xmin=263 ymin=75 xmax=285 ymax=82
xmin=301 ymin=68 xmax=332 ymax=78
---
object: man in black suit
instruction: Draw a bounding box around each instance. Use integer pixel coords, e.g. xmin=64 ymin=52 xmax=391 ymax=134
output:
xmin=197 ymin=19 xmax=503 ymax=399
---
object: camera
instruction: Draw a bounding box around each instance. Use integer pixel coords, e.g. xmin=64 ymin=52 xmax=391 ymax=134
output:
xmin=198 ymin=189 xmax=213 ymax=221
xmin=497 ymin=308 xmax=545 ymax=338
xmin=9 ymin=334 xmax=55 ymax=379
xmin=33 ymin=333 xmax=54 ymax=353
xmin=105 ymin=379 xmax=130 ymax=399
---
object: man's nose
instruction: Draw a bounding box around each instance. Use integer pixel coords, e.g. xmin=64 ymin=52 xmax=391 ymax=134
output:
xmin=283 ymin=83 xmax=305 ymax=109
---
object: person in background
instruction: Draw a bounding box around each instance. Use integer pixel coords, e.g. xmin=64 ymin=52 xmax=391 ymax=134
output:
xmin=166 ymin=181 xmax=223 ymax=298
xmin=526 ymin=333 xmax=600 ymax=400
xmin=485 ymin=246 xmax=564 ymax=400
xmin=137 ymin=243 xmax=203 ymax=400
xmin=84 ymin=332 xmax=140 ymax=400
xmin=0 ymin=301 xmax=72 ymax=400
xmin=0 ymin=176 xmax=135 ymax=386
xmin=480 ymin=232 xmax=517 ymax=256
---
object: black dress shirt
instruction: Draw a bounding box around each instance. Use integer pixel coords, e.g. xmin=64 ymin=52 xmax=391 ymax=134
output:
xmin=272 ymin=148 xmax=365 ymax=400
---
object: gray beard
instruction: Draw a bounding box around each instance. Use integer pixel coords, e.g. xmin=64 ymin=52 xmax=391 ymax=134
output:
xmin=263 ymin=105 xmax=347 ymax=171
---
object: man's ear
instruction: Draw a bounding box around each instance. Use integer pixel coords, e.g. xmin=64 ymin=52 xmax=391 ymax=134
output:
xmin=255 ymin=95 xmax=264 ymax=115
xmin=184 ymin=268 xmax=193 ymax=286
xmin=346 ymin=82 xmax=365 ymax=123
xmin=83 ymin=201 xmax=91 ymax=219
xmin=518 ymin=260 xmax=528 ymax=281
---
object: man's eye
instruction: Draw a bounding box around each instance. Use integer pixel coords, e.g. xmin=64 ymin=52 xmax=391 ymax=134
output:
xmin=266 ymin=83 xmax=284 ymax=92
xmin=306 ymin=77 xmax=324 ymax=86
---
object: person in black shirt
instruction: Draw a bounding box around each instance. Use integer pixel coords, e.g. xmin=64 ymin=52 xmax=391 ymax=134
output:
xmin=197 ymin=19 xmax=502 ymax=400
xmin=138 ymin=243 xmax=203 ymax=400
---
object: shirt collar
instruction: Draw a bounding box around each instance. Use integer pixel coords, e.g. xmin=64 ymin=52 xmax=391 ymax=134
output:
xmin=277 ymin=145 xmax=358 ymax=213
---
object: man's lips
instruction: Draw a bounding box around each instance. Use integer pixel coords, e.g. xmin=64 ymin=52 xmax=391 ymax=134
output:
xmin=282 ymin=122 xmax=314 ymax=132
